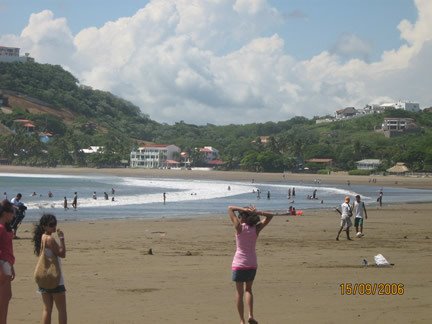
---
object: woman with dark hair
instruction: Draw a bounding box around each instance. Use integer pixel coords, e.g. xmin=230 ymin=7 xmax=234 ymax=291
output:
xmin=32 ymin=214 xmax=67 ymax=324
xmin=0 ymin=199 xmax=16 ymax=324
xmin=228 ymin=205 xmax=274 ymax=324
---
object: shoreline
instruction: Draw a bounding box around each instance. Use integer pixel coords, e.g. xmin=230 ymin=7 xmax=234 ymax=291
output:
xmin=1 ymin=165 xmax=431 ymax=190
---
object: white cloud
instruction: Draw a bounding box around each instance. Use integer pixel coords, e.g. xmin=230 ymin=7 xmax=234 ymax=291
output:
xmin=1 ymin=0 xmax=431 ymax=124
xmin=331 ymin=33 xmax=373 ymax=62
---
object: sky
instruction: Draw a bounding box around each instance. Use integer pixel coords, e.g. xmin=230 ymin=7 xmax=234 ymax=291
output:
xmin=0 ymin=0 xmax=431 ymax=125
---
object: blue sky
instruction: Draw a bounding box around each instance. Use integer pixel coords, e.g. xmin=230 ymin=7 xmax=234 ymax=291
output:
xmin=0 ymin=0 xmax=430 ymax=124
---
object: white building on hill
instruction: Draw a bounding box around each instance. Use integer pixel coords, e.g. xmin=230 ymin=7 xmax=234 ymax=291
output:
xmin=130 ymin=144 xmax=180 ymax=168
xmin=379 ymin=101 xmax=420 ymax=112
xmin=0 ymin=46 xmax=34 ymax=63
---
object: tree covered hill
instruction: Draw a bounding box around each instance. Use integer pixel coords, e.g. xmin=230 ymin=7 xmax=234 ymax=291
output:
xmin=0 ymin=61 xmax=431 ymax=171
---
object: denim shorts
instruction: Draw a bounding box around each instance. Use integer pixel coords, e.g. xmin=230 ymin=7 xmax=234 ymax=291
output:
xmin=38 ymin=285 xmax=66 ymax=294
xmin=232 ymin=269 xmax=257 ymax=282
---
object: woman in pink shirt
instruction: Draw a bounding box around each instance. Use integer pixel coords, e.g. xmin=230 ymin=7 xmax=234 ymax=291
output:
xmin=0 ymin=200 xmax=16 ymax=324
xmin=228 ymin=205 xmax=274 ymax=324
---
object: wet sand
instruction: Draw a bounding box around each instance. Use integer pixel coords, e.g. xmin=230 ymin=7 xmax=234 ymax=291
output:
xmin=3 ymin=167 xmax=432 ymax=323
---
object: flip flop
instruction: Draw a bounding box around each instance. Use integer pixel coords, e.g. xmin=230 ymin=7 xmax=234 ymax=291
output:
xmin=248 ymin=319 xmax=258 ymax=324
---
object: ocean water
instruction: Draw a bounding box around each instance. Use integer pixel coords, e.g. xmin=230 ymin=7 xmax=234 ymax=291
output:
xmin=1 ymin=173 xmax=432 ymax=221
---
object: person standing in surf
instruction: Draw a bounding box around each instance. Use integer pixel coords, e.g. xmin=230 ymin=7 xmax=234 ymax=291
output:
xmin=71 ymin=192 xmax=77 ymax=211
xmin=228 ymin=205 xmax=274 ymax=324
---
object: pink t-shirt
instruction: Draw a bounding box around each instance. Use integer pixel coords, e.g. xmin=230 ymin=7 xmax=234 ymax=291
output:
xmin=232 ymin=223 xmax=257 ymax=270
xmin=0 ymin=224 xmax=14 ymax=265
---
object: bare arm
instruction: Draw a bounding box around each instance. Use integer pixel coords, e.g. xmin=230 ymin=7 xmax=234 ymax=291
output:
xmin=45 ymin=232 xmax=66 ymax=258
xmin=363 ymin=203 xmax=368 ymax=219
xmin=227 ymin=206 xmax=247 ymax=231
xmin=256 ymin=210 xmax=274 ymax=234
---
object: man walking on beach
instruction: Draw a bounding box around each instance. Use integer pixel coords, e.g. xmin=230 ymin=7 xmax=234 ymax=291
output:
xmin=10 ymin=193 xmax=27 ymax=239
xmin=335 ymin=196 xmax=353 ymax=241
xmin=377 ymin=190 xmax=383 ymax=207
xmin=353 ymin=195 xmax=367 ymax=237
xmin=72 ymin=192 xmax=78 ymax=210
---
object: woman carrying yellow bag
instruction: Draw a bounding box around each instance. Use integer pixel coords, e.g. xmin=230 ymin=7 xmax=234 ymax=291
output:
xmin=32 ymin=214 xmax=67 ymax=324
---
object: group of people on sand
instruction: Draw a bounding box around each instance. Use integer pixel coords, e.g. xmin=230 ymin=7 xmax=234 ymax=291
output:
xmin=1 ymin=199 xmax=272 ymax=324
xmin=335 ymin=195 xmax=368 ymax=241
xmin=1 ymin=199 xmax=67 ymax=324
xmin=2 ymin=186 xmax=376 ymax=323
xmin=2 ymin=193 xmax=28 ymax=240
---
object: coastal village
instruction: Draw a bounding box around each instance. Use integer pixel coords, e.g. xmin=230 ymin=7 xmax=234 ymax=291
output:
xmin=1 ymin=45 xmax=431 ymax=175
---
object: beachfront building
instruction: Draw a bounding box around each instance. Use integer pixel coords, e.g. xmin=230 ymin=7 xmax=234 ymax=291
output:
xmin=0 ymin=46 xmax=34 ymax=63
xmin=130 ymin=144 xmax=181 ymax=168
xmin=387 ymin=162 xmax=409 ymax=175
xmin=356 ymin=159 xmax=381 ymax=170
xmin=199 ymin=146 xmax=220 ymax=163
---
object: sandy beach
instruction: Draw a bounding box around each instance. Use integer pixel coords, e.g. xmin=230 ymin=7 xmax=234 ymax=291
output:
xmin=3 ymin=167 xmax=432 ymax=323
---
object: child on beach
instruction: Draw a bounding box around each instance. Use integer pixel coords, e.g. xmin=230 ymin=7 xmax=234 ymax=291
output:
xmin=228 ymin=205 xmax=274 ymax=324
xmin=0 ymin=200 xmax=16 ymax=324
xmin=32 ymin=214 xmax=67 ymax=324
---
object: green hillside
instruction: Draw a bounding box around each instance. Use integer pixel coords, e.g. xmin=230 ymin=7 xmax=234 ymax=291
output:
xmin=1 ymin=61 xmax=431 ymax=171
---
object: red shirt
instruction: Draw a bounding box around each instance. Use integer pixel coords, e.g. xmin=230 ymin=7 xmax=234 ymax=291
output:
xmin=0 ymin=224 xmax=14 ymax=265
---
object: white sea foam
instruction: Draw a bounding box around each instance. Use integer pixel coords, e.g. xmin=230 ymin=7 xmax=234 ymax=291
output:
xmin=24 ymin=177 xmax=255 ymax=210
xmin=3 ymin=173 xmax=370 ymax=211
xmin=0 ymin=172 xmax=83 ymax=179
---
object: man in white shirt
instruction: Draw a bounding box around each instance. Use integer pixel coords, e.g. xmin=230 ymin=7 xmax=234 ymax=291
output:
xmin=10 ymin=193 xmax=27 ymax=239
xmin=353 ymin=195 xmax=368 ymax=237
xmin=335 ymin=196 xmax=353 ymax=241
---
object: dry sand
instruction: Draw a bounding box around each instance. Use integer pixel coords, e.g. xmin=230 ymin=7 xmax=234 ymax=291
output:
xmin=3 ymin=167 xmax=432 ymax=323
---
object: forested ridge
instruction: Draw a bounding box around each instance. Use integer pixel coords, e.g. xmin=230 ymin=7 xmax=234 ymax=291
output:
xmin=1 ymin=62 xmax=431 ymax=172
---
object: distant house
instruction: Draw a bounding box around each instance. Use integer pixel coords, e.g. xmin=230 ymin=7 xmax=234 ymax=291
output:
xmin=199 ymin=146 xmax=220 ymax=163
xmin=335 ymin=107 xmax=358 ymax=120
xmin=387 ymin=162 xmax=409 ymax=175
xmin=356 ymin=159 xmax=381 ymax=170
xmin=130 ymin=144 xmax=181 ymax=168
xmin=81 ymin=146 xmax=104 ymax=154
xmin=381 ymin=117 xmax=419 ymax=137
xmin=0 ymin=46 xmax=34 ymax=63
xmin=315 ymin=118 xmax=335 ymax=124
xmin=358 ymin=104 xmax=385 ymax=115
xmin=379 ymin=101 xmax=420 ymax=112
xmin=13 ymin=119 xmax=35 ymax=133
